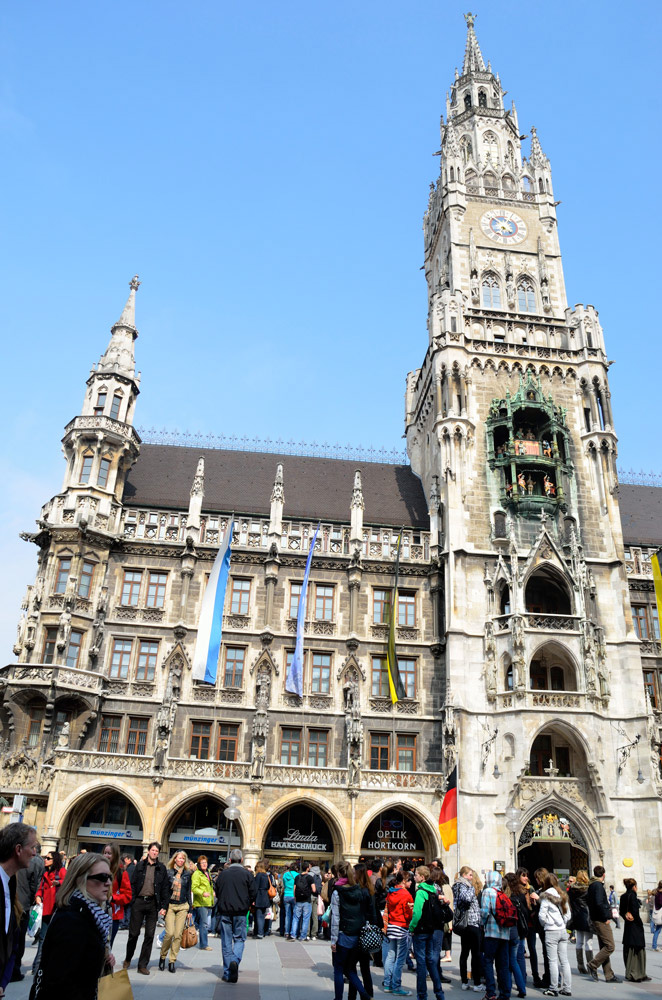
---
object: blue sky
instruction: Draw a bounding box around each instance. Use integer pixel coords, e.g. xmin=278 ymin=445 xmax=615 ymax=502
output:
xmin=1 ymin=0 xmax=660 ymax=656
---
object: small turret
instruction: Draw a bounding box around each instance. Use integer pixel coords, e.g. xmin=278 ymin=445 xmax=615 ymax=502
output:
xmin=187 ymin=457 xmax=205 ymax=538
xmin=350 ymin=470 xmax=364 ymax=549
xmin=268 ymin=463 xmax=285 ymax=546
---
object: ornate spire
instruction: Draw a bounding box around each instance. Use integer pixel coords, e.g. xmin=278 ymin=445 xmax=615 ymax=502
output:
xmin=443 ymin=117 xmax=461 ymax=158
xmin=271 ymin=463 xmax=285 ymax=504
xmin=529 ymin=126 xmax=546 ymax=166
xmin=190 ymin=457 xmax=205 ymax=498
xmin=351 ymin=470 xmax=364 ymax=510
xmin=114 ymin=275 xmax=140 ymax=330
xmin=462 ymin=12 xmax=486 ymax=75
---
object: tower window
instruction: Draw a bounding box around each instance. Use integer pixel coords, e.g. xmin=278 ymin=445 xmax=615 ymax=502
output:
xmin=464 ymin=93 xmax=472 ymax=110
xmin=65 ymin=629 xmax=84 ymax=668
xmin=98 ymin=457 xmax=111 ymax=489
xmin=517 ymin=280 xmax=536 ymax=313
xmin=93 ymin=393 xmax=107 ymax=417
xmin=78 ymin=560 xmax=95 ymax=598
xmin=478 ymin=90 xmax=487 ymax=107
xmin=460 ymin=136 xmax=473 ymax=164
xmin=55 ymin=557 xmax=72 ymax=594
xmin=80 ymin=454 xmax=94 ymax=484
xmin=109 ymin=394 xmax=122 ymax=421
xmin=482 ymin=274 xmax=501 ymax=309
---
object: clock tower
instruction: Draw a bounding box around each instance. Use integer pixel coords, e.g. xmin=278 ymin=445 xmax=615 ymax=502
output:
xmin=406 ymin=14 xmax=653 ymax=874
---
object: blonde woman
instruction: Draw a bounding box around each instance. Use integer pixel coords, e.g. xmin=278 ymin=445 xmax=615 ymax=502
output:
xmin=159 ymin=850 xmax=193 ymax=973
xmin=29 ymin=852 xmax=114 ymax=1000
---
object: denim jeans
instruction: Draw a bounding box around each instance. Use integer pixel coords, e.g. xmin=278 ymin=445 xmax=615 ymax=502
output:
xmin=516 ymin=936 xmax=526 ymax=985
xmin=194 ymin=906 xmax=209 ymax=948
xmin=254 ymin=907 xmax=268 ymax=937
xmin=283 ymin=896 xmax=295 ymax=936
xmin=384 ymin=935 xmax=410 ymax=990
xmin=653 ymin=923 xmax=662 ymax=950
xmin=508 ymin=934 xmax=527 ymax=995
xmin=412 ymin=932 xmax=445 ymax=1000
xmin=220 ymin=913 xmax=247 ymax=980
xmin=333 ymin=933 xmax=370 ymax=1000
xmin=481 ymin=936 xmax=510 ymax=1000
xmin=291 ymin=900 xmax=312 ymax=941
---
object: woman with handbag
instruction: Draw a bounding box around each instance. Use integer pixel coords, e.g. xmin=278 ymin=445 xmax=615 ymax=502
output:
xmin=101 ymin=844 xmax=132 ymax=947
xmin=31 ymin=850 xmax=67 ymax=974
xmin=330 ymin=860 xmax=375 ymax=1000
xmin=158 ymin=850 xmax=193 ymax=973
xmin=452 ymin=866 xmax=483 ymax=993
xmin=620 ymin=878 xmax=650 ymax=982
xmin=567 ymin=870 xmax=594 ymax=974
xmin=348 ymin=865 xmax=377 ymax=1000
xmin=191 ymin=855 xmax=214 ymax=950
xmin=29 ymin=852 xmax=115 ymax=1000
xmin=650 ymin=881 xmax=662 ymax=951
xmin=253 ymin=860 xmax=272 ymax=939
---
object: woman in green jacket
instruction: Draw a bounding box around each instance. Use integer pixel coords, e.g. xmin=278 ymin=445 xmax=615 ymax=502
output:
xmin=191 ymin=855 xmax=215 ymax=950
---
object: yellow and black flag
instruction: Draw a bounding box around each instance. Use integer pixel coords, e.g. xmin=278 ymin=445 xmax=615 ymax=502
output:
xmin=652 ymin=549 xmax=662 ymax=631
xmin=386 ymin=530 xmax=407 ymax=704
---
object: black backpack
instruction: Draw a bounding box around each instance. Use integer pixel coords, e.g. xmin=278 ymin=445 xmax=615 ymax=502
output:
xmin=294 ymin=873 xmax=311 ymax=901
xmin=421 ymin=887 xmax=453 ymax=930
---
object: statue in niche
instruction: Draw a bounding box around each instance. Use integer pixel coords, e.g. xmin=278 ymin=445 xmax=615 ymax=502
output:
xmin=526 ymin=476 xmax=534 ymax=496
xmin=251 ymin=739 xmax=265 ymax=779
xmin=255 ymin=668 xmax=271 ymax=710
xmin=57 ymin=609 xmax=72 ymax=651
xmin=343 ymin=676 xmax=359 ymax=713
xmin=57 ymin=722 xmax=70 ymax=747
xmin=165 ymin=656 xmax=184 ymax=700
xmin=470 ymin=273 xmax=479 ymax=302
xmin=348 ymin=756 xmax=361 ymax=788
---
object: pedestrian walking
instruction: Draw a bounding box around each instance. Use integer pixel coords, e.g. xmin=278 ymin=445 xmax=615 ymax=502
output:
xmin=409 ymin=865 xmax=449 ymax=1000
xmin=282 ymin=863 xmax=298 ymax=938
xmin=607 ymin=884 xmax=620 ymax=928
xmin=538 ymin=872 xmax=572 ymax=997
xmin=31 ymin=850 xmax=67 ymax=974
xmin=192 ymin=855 xmax=215 ymax=950
xmin=11 ymin=845 xmax=43 ymax=983
xmin=586 ymin=865 xmax=621 ymax=983
xmin=620 ymin=878 xmax=651 ymax=982
xmin=429 ymin=869 xmax=452 ymax=986
xmin=159 ymin=850 xmax=193 ymax=973
xmin=28 ymin=852 xmax=114 ymax=1000
xmin=330 ymin=859 xmax=374 ymax=1000
xmin=253 ymin=860 xmax=271 ymax=939
xmin=290 ymin=860 xmax=318 ymax=942
xmin=215 ymin=848 xmax=255 ymax=983
xmin=502 ymin=872 xmax=527 ymax=998
xmin=0 ymin=823 xmax=38 ymax=994
xmin=567 ymin=870 xmax=593 ymax=974
xmin=383 ymin=870 xmax=414 ymax=996
xmin=451 ymin=865 xmax=483 ymax=993
xmin=650 ymin=880 xmax=662 ymax=950
xmin=123 ymin=840 xmax=169 ymax=975
xmin=349 ymin=865 xmax=376 ymax=1000
xmin=101 ymin=843 xmax=132 ymax=947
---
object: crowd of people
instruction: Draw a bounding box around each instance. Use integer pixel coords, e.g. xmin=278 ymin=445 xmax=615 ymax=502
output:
xmin=0 ymin=821 xmax=659 ymax=1000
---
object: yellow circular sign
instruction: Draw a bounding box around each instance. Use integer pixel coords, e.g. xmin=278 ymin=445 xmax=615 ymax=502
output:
xmin=623 ymin=858 xmax=634 ymax=868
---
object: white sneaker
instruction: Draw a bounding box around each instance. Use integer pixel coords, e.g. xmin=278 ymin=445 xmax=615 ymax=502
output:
xmin=461 ymin=986 xmax=470 ymax=992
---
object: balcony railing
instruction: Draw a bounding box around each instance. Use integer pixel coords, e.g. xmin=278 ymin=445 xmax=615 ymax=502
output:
xmin=2 ymin=663 xmax=104 ymax=694
xmin=496 ymin=689 xmax=585 ymax=710
xmin=494 ymin=613 xmax=581 ymax=633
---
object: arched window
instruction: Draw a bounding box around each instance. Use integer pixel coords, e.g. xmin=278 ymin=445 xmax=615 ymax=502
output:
xmin=525 ymin=566 xmax=572 ymax=615
xmin=502 ymin=174 xmax=515 ymax=190
xmin=530 ymin=733 xmax=572 ymax=776
xmin=80 ymin=452 xmax=94 ymax=485
xmin=478 ymin=90 xmax=487 ymax=107
xmin=517 ymin=279 xmax=536 ymax=312
xmin=464 ymin=93 xmax=472 ymax=110
xmin=483 ymin=171 xmax=497 ymax=190
xmin=522 ymin=176 xmax=532 ymax=192
xmin=505 ymin=663 xmax=513 ymax=690
xmin=449 ymin=165 xmax=455 ymax=181
xmin=538 ymin=178 xmax=544 ymax=193
xmin=98 ymin=456 xmax=112 ymax=489
xmin=460 ymin=136 xmax=473 ymax=164
xmin=465 ymin=169 xmax=477 ymax=186
xmin=482 ymin=273 xmax=501 ymax=309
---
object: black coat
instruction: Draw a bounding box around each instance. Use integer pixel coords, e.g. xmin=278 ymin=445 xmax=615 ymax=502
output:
xmin=215 ymin=863 xmax=256 ymax=916
xmin=28 ymin=896 xmax=106 ymax=1000
xmin=254 ymin=872 xmax=271 ymax=909
xmin=0 ymin=873 xmax=16 ymax=977
xmin=129 ymin=858 xmax=170 ymax=910
xmin=587 ymin=877 xmax=611 ymax=923
xmin=620 ymin=889 xmax=646 ymax=952
xmin=568 ymin=885 xmax=593 ymax=932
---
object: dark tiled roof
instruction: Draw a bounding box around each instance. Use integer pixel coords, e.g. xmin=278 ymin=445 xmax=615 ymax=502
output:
xmin=123 ymin=445 xmax=430 ymax=529
xmin=618 ymin=484 xmax=662 ymax=547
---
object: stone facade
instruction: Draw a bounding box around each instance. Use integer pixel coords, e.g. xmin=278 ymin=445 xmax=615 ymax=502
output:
xmin=2 ymin=16 xmax=661 ymax=881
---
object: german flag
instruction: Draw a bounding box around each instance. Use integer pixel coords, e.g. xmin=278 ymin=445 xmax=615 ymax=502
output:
xmin=386 ymin=531 xmax=406 ymax=704
xmin=439 ymin=766 xmax=458 ymax=851
xmin=652 ymin=550 xmax=662 ymax=630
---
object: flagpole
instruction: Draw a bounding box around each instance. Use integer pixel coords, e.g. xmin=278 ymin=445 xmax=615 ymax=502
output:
xmin=455 ymin=750 xmax=460 ymax=877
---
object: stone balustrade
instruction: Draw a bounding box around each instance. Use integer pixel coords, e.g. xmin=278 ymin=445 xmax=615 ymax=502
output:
xmin=2 ymin=663 xmax=104 ymax=695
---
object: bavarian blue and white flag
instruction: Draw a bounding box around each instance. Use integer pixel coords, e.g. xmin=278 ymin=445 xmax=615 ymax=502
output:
xmin=286 ymin=524 xmax=320 ymax=697
xmin=191 ymin=518 xmax=234 ymax=684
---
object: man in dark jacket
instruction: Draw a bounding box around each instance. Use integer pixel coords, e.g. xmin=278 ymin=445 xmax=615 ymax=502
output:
xmin=0 ymin=822 xmax=38 ymax=990
xmin=12 ymin=848 xmax=44 ymax=981
xmin=123 ymin=841 xmax=169 ymax=975
xmin=586 ymin=865 xmax=621 ymax=983
xmin=215 ymin=849 xmax=256 ymax=982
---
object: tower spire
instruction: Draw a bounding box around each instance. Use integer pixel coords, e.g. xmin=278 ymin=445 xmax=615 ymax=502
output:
xmin=462 ymin=12 xmax=486 ymax=75
xmin=98 ymin=276 xmax=140 ymax=378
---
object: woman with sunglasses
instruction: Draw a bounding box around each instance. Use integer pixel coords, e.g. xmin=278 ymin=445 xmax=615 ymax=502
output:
xmin=29 ymin=853 xmax=115 ymax=1000
xmin=102 ymin=843 xmax=133 ymax=946
xmin=31 ymin=850 xmax=67 ymax=975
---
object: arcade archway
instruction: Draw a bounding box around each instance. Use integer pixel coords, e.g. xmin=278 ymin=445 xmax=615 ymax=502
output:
xmin=61 ymin=788 xmax=144 ymax=858
xmin=164 ymin=796 xmax=242 ymax=866
xmin=263 ymin=803 xmax=337 ymax=867
xmin=517 ymin=809 xmax=590 ymax=878
xmin=359 ymin=806 xmax=432 ymax=865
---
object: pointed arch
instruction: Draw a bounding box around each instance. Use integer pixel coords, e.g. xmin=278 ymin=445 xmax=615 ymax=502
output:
xmin=481 ymin=271 xmax=501 ymax=309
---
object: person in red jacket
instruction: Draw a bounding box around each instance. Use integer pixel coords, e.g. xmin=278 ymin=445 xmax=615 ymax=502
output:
xmin=102 ymin=844 xmax=132 ymax=946
xmin=31 ymin=851 xmax=66 ymax=973
xmin=383 ymin=871 xmax=414 ymax=996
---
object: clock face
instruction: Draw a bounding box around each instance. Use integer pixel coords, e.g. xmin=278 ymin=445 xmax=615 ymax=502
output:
xmin=481 ymin=209 xmax=528 ymax=245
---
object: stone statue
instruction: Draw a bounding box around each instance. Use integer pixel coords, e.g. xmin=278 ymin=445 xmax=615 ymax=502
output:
xmin=57 ymin=722 xmax=70 ymax=747
xmin=343 ymin=677 xmax=359 ymax=713
xmin=57 ymin=609 xmax=72 ymax=651
xmin=256 ymin=669 xmax=271 ymax=710
xmin=348 ymin=756 xmax=360 ymax=788
xmin=251 ymin=740 xmax=265 ymax=779
xmin=470 ymin=273 xmax=479 ymax=303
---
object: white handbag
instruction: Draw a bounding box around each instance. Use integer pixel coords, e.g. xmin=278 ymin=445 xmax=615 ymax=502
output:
xmin=652 ymin=906 xmax=662 ymax=926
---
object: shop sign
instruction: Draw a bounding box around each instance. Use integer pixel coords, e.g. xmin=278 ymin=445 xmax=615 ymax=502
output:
xmin=77 ymin=826 xmax=142 ymax=841
xmin=266 ymin=829 xmax=328 ymax=852
xmin=493 ymin=860 xmax=505 ymax=873
xmin=170 ymin=828 xmax=240 ymax=847
xmin=361 ymin=811 xmax=424 ymax=853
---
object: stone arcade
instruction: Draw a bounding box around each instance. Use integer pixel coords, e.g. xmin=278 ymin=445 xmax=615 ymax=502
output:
xmin=2 ymin=15 xmax=662 ymax=880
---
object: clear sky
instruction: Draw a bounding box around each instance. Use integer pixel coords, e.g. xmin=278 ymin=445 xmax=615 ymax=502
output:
xmin=1 ymin=0 xmax=660 ymax=658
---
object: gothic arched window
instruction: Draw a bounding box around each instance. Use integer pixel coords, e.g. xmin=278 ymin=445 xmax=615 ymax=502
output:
xmin=460 ymin=136 xmax=473 ymax=164
xmin=517 ymin=279 xmax=536 ymax=313
xmin=522 ymin=175 xmax=532 ymax=192
xmin=483 ymin=171 xmax=497 ymax=190
xmin=502 ymin=174 xmax=515 ymax=190
xmin=482 ymin=273 xmax=501 ymax=309
xmin=538 ymin=178 xmax=544 ymax=193
xmin=478 ymin=89 xmax=487 ymax=107
xmin=464 ymin=93 xmax=472 ymax=110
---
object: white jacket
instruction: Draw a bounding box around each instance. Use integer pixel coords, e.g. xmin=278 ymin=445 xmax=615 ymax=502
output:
xmin=538 ymin=887 xmax=571 ymax=930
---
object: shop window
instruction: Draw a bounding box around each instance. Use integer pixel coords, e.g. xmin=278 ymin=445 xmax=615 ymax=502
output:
xmin=42 ymin=627 xmax=58 ymax=664
xmin=126 ymin=717 xmax=149 ymax=755
xmin=398 ymin=592 xmax=416 ymax=627
xmin=397 ymin=734 xmax=416 ymax=771
xmin=311 ymin=653 xmax=331 ymax=694
xmin=136 ymin=640 xmax=158 ymax=681
xmin=224 ymin=647 xmax=245 ymax=688
xmin=371 ymin=656 xmax=389 ymax=697
xmin=55 ymin=557 xmax=72 ymax=594
xmin=146 ymin=572 xmax=167 ymax=609
xmin=315 ymin=585 xmax=334 ymax=621
xmin=190 ymin=722 xmax=212 ymax=760
xmin=99 ymin=715 xmax=121 ymax=753
xmin=65 ymin=630 xmax=83 ymax=668
xmin=373 ymin=589 xmax=391 ymax=624
xmin=121 ymin=570 xmax=142 ymax=606
xmin=229 ymin=577 xmax=251 ymax=615
xmin=217 ymin=724 xmax=239 ymax=761
xmin=308 ymin=729 xmax=328 ymax=767
xmin=78 ymin=560 xmax=95 ymax=599
xmin=280 ymin=727 xmax=302 ymax=765
xmin=110 ymin=639 xmax=133 ymax=679
xmin=370 ymin=732 xmax=390 ymax=770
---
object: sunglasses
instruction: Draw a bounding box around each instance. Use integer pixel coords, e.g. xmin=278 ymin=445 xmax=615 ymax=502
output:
xmin=87 ymin=873 xmax=112 ymax=884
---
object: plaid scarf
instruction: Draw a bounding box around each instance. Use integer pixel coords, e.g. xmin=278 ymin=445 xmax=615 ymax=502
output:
xmin=72 ymin=889 xmax=112 ymax=943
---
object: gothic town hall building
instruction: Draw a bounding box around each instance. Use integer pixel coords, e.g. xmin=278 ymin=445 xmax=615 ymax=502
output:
xmin=3 ymin=16 xmax=662 ymax=881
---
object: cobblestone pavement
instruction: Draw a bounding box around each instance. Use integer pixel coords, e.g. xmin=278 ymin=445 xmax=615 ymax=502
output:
xmin=6 ymin=925 xmax=662 ymax=999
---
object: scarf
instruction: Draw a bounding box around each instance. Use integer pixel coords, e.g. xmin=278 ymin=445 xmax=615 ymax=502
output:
xmin=72 ymin=889 xmax=112 ymax=943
